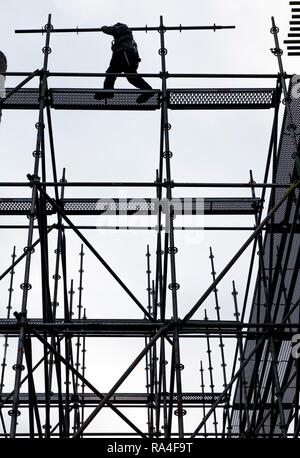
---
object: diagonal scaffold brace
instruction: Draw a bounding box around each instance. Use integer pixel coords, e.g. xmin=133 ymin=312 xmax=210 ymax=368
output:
xmin=183 ymin=176 xmax=300 ymax=323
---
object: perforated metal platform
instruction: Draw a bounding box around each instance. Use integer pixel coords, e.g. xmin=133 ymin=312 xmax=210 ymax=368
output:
xmin=1 ymin=88 xmax=160 ymax=111
xmin=0 ymin=392 xmax=228 ymax=406
xmin=0 ymin=197 xmax=261 ymax=216
xmin=0 ymin=87 xmax=276 ymax=110
xmin=168 ymin=88 xmax=276 ymax=109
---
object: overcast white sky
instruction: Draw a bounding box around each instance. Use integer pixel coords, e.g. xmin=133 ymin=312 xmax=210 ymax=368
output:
xmin=0 ymin=0 xmax=296 ymax=436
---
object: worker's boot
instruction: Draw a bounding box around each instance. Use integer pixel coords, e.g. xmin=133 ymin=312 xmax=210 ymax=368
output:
xmin=136 ymin=90 xmax=155 ymax=104
xmin=94 ymin=90 xmax=114 ymax=100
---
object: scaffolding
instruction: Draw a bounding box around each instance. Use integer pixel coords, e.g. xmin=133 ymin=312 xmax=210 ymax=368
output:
xmin=0 ymin=14 xmax=300 ymax=439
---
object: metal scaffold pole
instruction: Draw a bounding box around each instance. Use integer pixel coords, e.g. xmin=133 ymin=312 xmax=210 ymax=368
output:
xmin=158 ymin=15 xmax=184 ymax=438
xmin=9 ymin=14 xmax=53 ymax=438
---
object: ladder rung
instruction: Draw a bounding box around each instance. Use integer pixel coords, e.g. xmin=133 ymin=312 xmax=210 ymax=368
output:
xmin=290 ymin=27 xmax=300 ymax=30
xmin=290 ymin=21 xmax=300 ymax=24
xmin=290 ymin=1 xmax=300 ymax=4
xmin=284 ymin=39 xmax=300 ymax=43
xmin=292 ymin=15 xmax=300 ymax=18
xmin=288 ymin=52 xmax=300 ymax=55
xmin=292 ymin=8 xmax=300 ymax=11
xmin=288 ymin=33 xmax=300 ymax=36
xmin=287 ymin=46 xmax=300 ymax=49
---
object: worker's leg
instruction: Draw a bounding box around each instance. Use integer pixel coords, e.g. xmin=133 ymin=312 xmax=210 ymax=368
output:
xmin=122 ymin=49 xmax=151 ymax=90
xmin=129 ymin=68 xmax=155 ymax=104
xmin=95 ymin=53 xmax=121 ymax=99
xmin=126 ymin=62 xmax=152 ymax=90
xmin=124 ymin=51 xmax=154 ymax=103
xmin=127 ymin=72 xmax=152 ymax=90
xmin=104 ymin=53 xmax=122 ymax=88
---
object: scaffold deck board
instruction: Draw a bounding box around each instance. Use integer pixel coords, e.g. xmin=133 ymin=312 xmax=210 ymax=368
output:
xmin=168 ymin=88 xmax=276 ymax=109
xmin=0 ymin=87 xmax=276 ymax=110
xmin=0 ymin=197 xmax=261 ymax=215
xmin=0 ymin=392 xmax=228 ymax=406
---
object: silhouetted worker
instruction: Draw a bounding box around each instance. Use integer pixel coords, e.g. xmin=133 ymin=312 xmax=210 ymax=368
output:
xmin=95 ymin=23 xmax=154 ymax=104
xmin=0 ymin=50 xmax=7 ymax=123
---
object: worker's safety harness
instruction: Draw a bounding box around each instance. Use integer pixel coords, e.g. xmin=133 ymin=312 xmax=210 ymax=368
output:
xmin=111 ymin=39 xmax=141 ymax=63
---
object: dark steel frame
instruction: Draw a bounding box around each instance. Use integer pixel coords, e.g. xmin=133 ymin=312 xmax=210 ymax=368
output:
xmin=0 ymin=14 xmax=299 ymax=439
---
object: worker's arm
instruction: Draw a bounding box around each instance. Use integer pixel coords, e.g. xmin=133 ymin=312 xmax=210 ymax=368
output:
xmin=0 ymin=51 xmax=7 ymax=72
xmin=101 ymin=25 xmax=116 ymax=36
